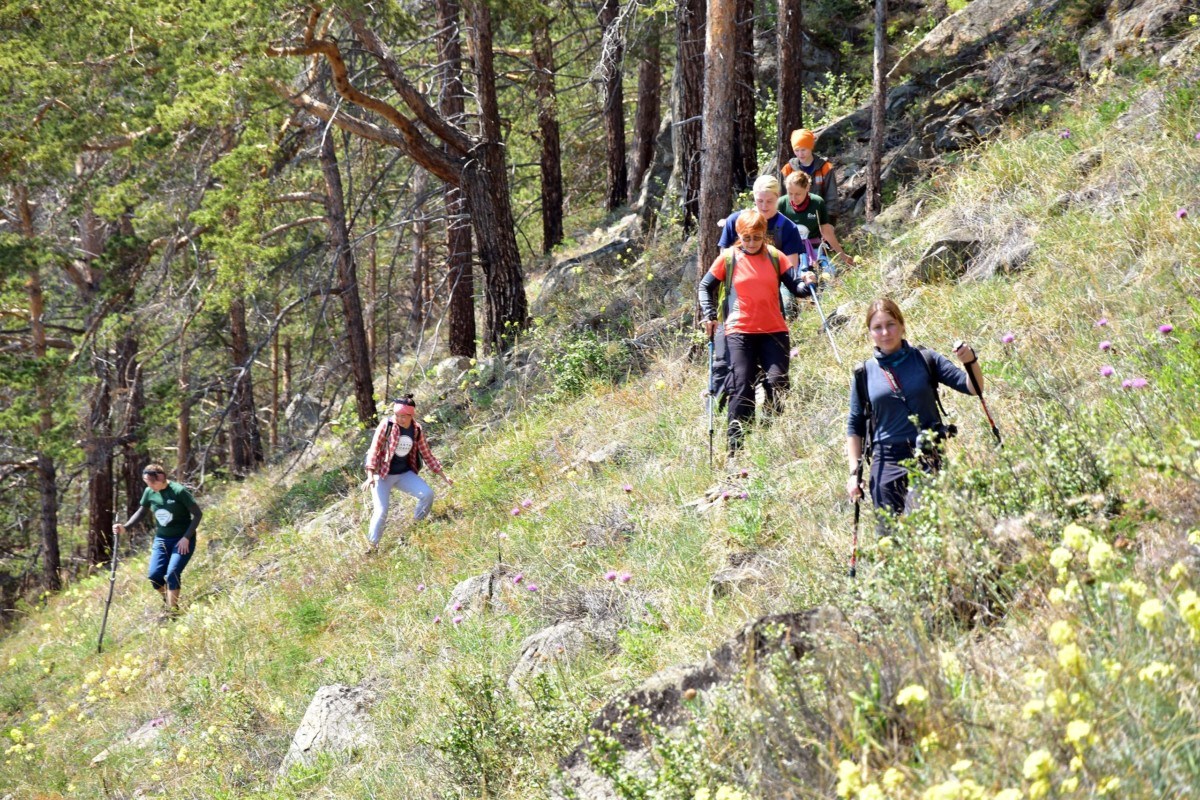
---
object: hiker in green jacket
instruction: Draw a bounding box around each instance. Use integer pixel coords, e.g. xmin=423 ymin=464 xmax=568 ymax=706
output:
xmin=113 ymin=463 xmax=202 ymax=612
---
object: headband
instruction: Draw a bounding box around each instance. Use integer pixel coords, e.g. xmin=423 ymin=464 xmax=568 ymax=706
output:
xmin=394 ymin=403 xmax=416 ymax=415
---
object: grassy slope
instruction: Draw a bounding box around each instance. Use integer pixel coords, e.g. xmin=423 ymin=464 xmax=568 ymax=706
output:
xmin=2 ymin=60 xmax=1200 ymax=800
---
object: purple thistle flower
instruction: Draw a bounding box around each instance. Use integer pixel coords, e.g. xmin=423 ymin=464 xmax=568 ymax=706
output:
xmin=512 ymin=573 xmax=523 ymax=584
xmin=417 ymin=583 xmax=426 ymax=592
xmin=618 ymin=572 xmax=632 ymax=584
xmin=739 ymin=491 xmax=749 ymax=499
xmin=739 ymin=468 xmax=749 ymax=478
xmin=521 ymin=498 xmax=533 ymax=508
xmin=526 ymin=583 xmax=539 ymax=592
xmin=219 ymin=684 xmax=229 ymax=693
xmin=623 ymin=484 xmax=633 ymax=493
xmin=789 ymin=347 xmax=799 ymax=358
xmin=604 ymin=570 xmax=618 ymax=582
xmin=433 ymin=615 xmax=442 ymax=624
xmin=1195 ymin=131 xmax=1200 ymax=141
xmin=1059 ymin=129 xmax=1071 ymax=139
xmin=1095 ymin=318 xmax=1108 ymax=327
xmin=1001 ymin=332 xmax=1015 ymax=344
xmin=1178 ymin=208 xmax=1189 ymax=220
xmin=1121 ymin=379 xmax=1133 ymax=390
xmin=1099 ymin=340 xmax=1112 ymax=351
xmin=452 ymin=615 xmax=463 ymax=625
xmin=452 ymin=601 xmax=462 ymax=612
xmin=721 ymin=491 xmax=730 ymax=500
xmin=497 ymin=531 xmax=508 ymax=540
xmin=1100 ymin=365 xmax=1114 ymax=377
xmin=1159 ymin=323 xmax=1174 ymax=334
xmin=510 ymin=507 xmax=521 ymax=516
xmin=1131 ymin=377 xmax=1149 ymax=388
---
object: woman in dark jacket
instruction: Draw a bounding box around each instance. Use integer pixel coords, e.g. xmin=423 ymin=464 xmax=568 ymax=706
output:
xmin=846 ymin=299 xmax=982 ymax=524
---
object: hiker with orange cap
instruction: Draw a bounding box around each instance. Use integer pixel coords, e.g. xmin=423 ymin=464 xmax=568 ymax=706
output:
xmin=781 ymin=128 xmax=839 ymax=220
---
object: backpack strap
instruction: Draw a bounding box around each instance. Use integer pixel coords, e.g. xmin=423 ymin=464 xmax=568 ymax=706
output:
xmin=854 ymin=361 xmax=873 ymax=462
xmin=915 ymin=345 xmax=948 ymax=424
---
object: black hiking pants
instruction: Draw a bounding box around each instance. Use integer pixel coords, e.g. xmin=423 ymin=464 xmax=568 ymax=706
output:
xmin=869 ymin=441 xmax=941 ymax=535
xmin=726 ymin=331 xmax=790 ymax=453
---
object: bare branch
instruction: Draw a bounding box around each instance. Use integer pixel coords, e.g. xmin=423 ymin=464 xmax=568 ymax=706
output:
xmin=261 ymin=216 xmax=324 ymax=239
xmin=267 ymin=191 xmax=326 ymax=204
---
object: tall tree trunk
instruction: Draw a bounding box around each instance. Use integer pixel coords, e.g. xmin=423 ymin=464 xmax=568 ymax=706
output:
xmin=177 ymin=344 xmax=192 ymax=478
xmin=675 ymin=0 xmax=706 ymax=233
xmin=17 ymin=187 xmax=60 ymax=590
xmin=531 ymin=15 xmax=565 ymax=251
xmin=629 ymin=17 xmax=662 ymax=202
xmin=411 ymin=168 xmax=429 ymax=327
xmin=697 ymin=0 xmax=738 ymax=299
xmin=463 ymin=0 xmax=528 ymax=350
xmin=227 ymin=294 xmax=263 ymax=477
xmin=116 ymin=329 xmax=146 ymax=522
xmin=731 ymin=0 xmax=757 ymax=189
xmin=85 ymin=357 xmax=114 ymax=567
xmin=777 ymin=0 xmax=804 ymax=172
xmin=439 ymin=0 xmax=477 ymax=356
xmin=599 ymin=0 xmax=628 ymax=210
xmin=866 ymin=0 xmax=887 ymax=221
xmin=318 ymin=126 xmax=377 ymax=425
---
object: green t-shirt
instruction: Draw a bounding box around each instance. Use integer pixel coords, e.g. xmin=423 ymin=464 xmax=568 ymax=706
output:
xmin=140 ymin=482 xmax=197 ymax=539
xmin=777 ymin=193 xmax=829 ymax=242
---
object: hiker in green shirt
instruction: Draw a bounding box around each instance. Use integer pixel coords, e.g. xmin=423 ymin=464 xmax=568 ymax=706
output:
xmin=113 ymin=463 xmax=202 ymax=612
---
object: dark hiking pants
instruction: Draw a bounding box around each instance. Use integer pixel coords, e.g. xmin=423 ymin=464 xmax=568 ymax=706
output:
xmin=726 ymin=331 xmax=790 ymax=453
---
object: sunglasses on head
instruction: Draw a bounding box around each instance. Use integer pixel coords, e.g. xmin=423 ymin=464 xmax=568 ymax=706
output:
xmin=143 ymin=470 xmax=164 ymax=476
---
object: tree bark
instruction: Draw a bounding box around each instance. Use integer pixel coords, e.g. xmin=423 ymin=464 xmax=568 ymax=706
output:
xmin=227 ymin=294 xmax=264 ymax=477
xmin=675 ymin=0 xmax=706 ymax=233
xmin=697 ymin=0 xmax=738 ymax=297
xmin=731 ymin=0 xmax=757 ymax=189
xmin=85 ymin=358 xmax=114 ymax=567
xmin=116 ymin=330 xmax=146 ymax=524
xmin=531 ymin=15 xmax=565 ymax=251
xmin=777 ymin=0 xmax=804 ymax=172
xmin=599 ymin=0 xmax=628 ymax=210
xmin=176 ymin=343 xmax=192 ymax=478
xmin=411 ymin=168 xmax=429 ymax=327
xmin=439 ymin=0 xmax=477 ymax=356
xmin=629 ymin=17 xmax=662 ymax=202
xmin=318 ymin=126 xmax=377 ymax=425
xmin=866 ymin=0 xmax=887 ymax=221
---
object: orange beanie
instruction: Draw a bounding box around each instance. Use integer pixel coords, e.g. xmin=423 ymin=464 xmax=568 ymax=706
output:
xmin=790 ymin=128 xmax=816 ymax=150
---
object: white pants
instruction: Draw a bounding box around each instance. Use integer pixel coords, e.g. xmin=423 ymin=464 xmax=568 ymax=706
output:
xmin=367 ymin=472 xmax=434 ymax=544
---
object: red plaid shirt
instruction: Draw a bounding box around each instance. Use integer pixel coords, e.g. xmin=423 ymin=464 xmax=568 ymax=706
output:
xmin=364 ymin=417 xmax=443 ymax=476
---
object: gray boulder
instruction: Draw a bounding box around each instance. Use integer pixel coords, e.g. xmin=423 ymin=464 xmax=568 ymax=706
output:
xmin=914 ymin=232 xmax=980 ymax=283
xmin=446 ymin=564 xmax=521 ymax=617
xmin=278 ymin=684 xmax=376 ymax=777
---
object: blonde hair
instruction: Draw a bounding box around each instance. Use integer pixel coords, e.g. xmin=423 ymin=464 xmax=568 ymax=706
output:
xmin=784 ymin=170 xmax=811 ymax=190
xmin=734 ymin=210 xmax=768 ymax=237
xmin=752 ymin=175 xmax=781 ymax=196
xmin=865 ymin=298 xmax=905 ymax=331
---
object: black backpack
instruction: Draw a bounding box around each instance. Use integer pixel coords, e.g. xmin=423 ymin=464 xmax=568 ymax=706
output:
xmin=853 ymin=346 xmax=952 ymax=461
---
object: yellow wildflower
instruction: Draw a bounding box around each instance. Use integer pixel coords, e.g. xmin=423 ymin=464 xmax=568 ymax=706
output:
xmin=1188 ymin=529 xmax=1200 ymax=546
xmin=714 ymin=786 xmax=746 ymax=800
xmin=1064 ymin=720 xmax=1091 ymax=747
xmin=1048 ymin=620 xmax=1075 ymax=646
xmin=1177 ymin=589 xmax=1200 ymax=637
xmin=1169 ymin=561 xmax=1189 ymax=581
xmin=1064 ymin=580 xmax=1082 ymax=601
xmin=1022 ymin=699 xmax=1045 ymax=719
xmin=1060 ymin=776 xmax=1079 ymax=793
xmin=1048 ymin=588 xmax=1066 ymax=605
xmin=693 ymin=790 xmax=711 ymax=800
xmin=1101 ymin=658 xmax=1123 ymax=679
xmin=1096 ymin=776 xmax=1121 ymax=795
xmin=1136 ymin=598 xmax=1165 ymax=630
xmin=1023 ymin=668 xmax=1048 ymax=690
xmin=920 ymin=731 xmax=940 ymax=750
xmin=1137 ymin=662 xmax=1174 ymax=683
xmin=1049 ymin=547 xmax=1073 ymax=570
xmin=1062 ymin=523 xmax=1092 ymax=551
xmin=921 ymin=779 xmax=962 ymax=800
xmin=882 ymin=767 xmax=906 ymax=789
xmin=858 ymin=786 xmax=885 ymax=800
xmin=1057 ymin=643 xmax=1084 ymax=674
xmin=836 ymin=759 xmax=862 ymax=798
xmin=1069 ymin=756 xmax=1083 ymax=772
xmin=1028 ymin=779 xmax=1050 ymax=800
xmin=1023 ymin=748 xmax=1056 ymax=780
xmin=896 ymin=685 xmax=929 ymax=707
xmin=1087 ymin=540 xmax=1116 ymax=573
xmin=7 ymin=729 xmax=23 ymax=744
xmin=1117 ymin=579 xmax=1146 ymax=599
xmin=994 ymin=790 xmax=1023 ymax=800
xmin=951 ymin=759 xmax=973 ymax=772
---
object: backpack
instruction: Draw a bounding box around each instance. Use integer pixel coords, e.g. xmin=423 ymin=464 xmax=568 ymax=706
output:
xmin=853 ymin=346 xmax=950 ymax=462
xmin=716 ymin=245 xmax=784 ymax=322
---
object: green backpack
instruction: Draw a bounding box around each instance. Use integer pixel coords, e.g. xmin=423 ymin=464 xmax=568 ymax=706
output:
xmin=716 ymin=245 xmax=784 ymax=322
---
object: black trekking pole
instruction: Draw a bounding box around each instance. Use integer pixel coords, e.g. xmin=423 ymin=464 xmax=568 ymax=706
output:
xmin=954 ymin=340 xmax=1002 ymax=446
xmin=707 ymin=336 xmax=715 ymax=467
xmin=849 ymin=458 xmax=863 ymax=578
xmin=97 ymin=529 xmax=120 ymax=654
xmin=808 ymin=278 xmax=843 ymax=364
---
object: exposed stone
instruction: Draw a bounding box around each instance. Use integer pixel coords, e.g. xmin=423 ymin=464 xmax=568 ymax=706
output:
xmin=889 ymin=0 xmax=1054 ymax=80
xmin=914 ymin=233 xmax=980 ymax=283
xmin=534 ymin=237 xmax=637 ymax=314
xmin=284 ymin=393 xmax=323 ymax=435
xmin=278 ymin=684 xmax=376 ymax=777
xmin=91 ymin=715 xmax=169 ymax=765
xmin=508 ymin=621 xmax=595 ymax=691
xmin=709 ymin=564 xmax=766 ymax=599
xmin=435 ymin=356 xmax=472 ymax=383
xmin=1080 ymin=0 xmax=1189 ymax=75
xmin=585 ymin=441 xmax=629 ymax=466
xmin=446 ymin=564 xmax=521 ymax=617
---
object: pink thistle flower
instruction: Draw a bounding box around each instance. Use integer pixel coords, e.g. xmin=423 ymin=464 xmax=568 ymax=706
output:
xmin=1159 ymin=323 xmax=1174 ymax=334
xmin=739 ymin=491 xmax=749 ymax=499
xmin=452 ymin=601 xmax=462 ymax=611
xmin=604 ymin=570 xmax=617 ymax=582
xmin=1100 ymin=365 xmax=1114 ymax=377
xmin=1131 ymin=377 xmax=1149 ymax=388
xmin=219 ymin=685 xmax=229 ymax=693
xmin=623 ymin=484 xmax=633 ymax=493
xmin=1178 ymin=208 xmax=1189 ymax=220
xmin=510 ymin=507 xmax=521 ymax=516
xmin=521 ymin=498 xmax=533 ymax=508
xmin=1059 ymin=129 xmax=1071 ymax=139
xmin=1195 ymin=131 xmax=1200 ymax=141
xmin=721 ymin=491 xmax=730 ymax=500
xmin=739 ymin=468 xmax=749 ymax=478
xmin=497 ymin=531 xmax=508 ymax=540
xmin=452 ymin=615 xmax=463 ymax=625
xmin=789 ymin=347 xmax=799 ymax=358
xmin=512 ymin=573 xmax=523 ymax=584
xmin=1001 ymin=332 xmax=1015 ymax=344
xmin=1121 ymin=379 xmax=1133 ymax=390
xmin=526 ymin=583 xmax=539 ymax=592
xmin=618 ymin=572 xmax=632 ymax=584
xmin=417 ymin=583 xmax=426 ymax=592
xmin=433 ymin=615 xmax=442 ymax=624
xmin=1095 ymin=318 xmax=1108 ymax=327
xmin=1099 ymin=340 xmax=1112 ymax=351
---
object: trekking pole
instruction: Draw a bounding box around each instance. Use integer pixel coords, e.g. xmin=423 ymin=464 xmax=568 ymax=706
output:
xmin=953 ymin=340 xmax=1002 ymax=446
xmin=707 ymin=336 xmax=715 ymax=467
xmin=97 ymin=529 xmax=120 ymax=654
xmin=808 ymin=278 xmax=843 ymax=364
xmin=849 ymin=458 xmax=862 ymax=578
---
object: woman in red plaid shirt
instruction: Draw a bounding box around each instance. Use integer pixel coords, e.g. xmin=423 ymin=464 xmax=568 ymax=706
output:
xmin=363 ymin=394 xmax=453 ymax=551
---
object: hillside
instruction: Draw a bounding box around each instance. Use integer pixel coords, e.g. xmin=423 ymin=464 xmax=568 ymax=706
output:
xmin=4 ymin=9 xmax=1200 ymax=800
